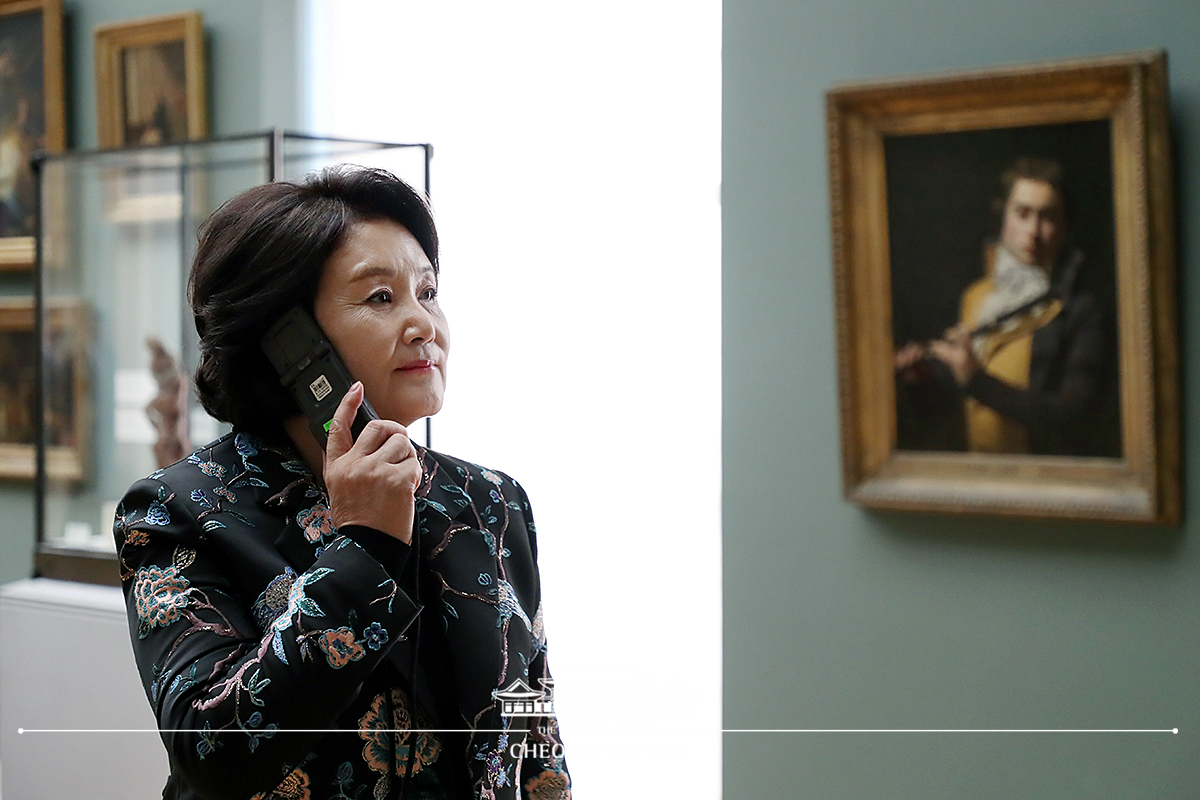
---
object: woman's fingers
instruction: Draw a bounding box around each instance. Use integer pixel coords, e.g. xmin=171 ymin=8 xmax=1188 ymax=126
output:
xmin=325 ymin=382 xmax=364 ymax=460
xmin=349 ymin=417 xmax=409 ymax=455
xmin=370 ymin=427 xmax=417 ymax=464
xmin=323 ymin=397 xmax=420 ymax=544
xmin=327 ymin=384 xmax=411 ymax=458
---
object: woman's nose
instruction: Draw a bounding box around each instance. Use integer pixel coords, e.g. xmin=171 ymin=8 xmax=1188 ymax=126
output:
xmin=401 ymin=299 xmax=436 ymax=344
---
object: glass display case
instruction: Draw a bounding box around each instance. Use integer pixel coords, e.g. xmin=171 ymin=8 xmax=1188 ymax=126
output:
xmin=34 ymin=131 xmax=431 ymax=584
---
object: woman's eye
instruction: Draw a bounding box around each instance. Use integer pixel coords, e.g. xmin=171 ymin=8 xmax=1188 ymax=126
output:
xmin=368 ymin=289 xmax=393 ymax=304
xmin=420 ymin=286 xmax=439 ymax=302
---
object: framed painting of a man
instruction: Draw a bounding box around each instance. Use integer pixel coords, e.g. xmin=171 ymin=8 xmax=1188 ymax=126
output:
xmin=826 ymin=51 xmax=1178 ymax=523
xmin=890 ymin=126 xmax=1120 ymax=458
xmin=0 ymin=0 xmax=64 ymax=269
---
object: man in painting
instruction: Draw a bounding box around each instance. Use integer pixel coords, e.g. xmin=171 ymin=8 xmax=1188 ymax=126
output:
xmin=895 ymin=156 xmax=1120 ymax=458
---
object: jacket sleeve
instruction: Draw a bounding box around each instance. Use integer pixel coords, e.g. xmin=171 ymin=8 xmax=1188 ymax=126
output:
xmin=114 ymin=475 xmax=420 ymax=800
xmin=964 ymin=293 xmax=1110 ymax=429
xmin=508 ymin=480 xmax=571 ymax=799
xmin=515 ymin=653 xmax=570 ymax=800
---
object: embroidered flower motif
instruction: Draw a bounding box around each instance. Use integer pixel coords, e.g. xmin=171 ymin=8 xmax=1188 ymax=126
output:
xmin=481 ymin=733 xmax=510 ymax=788
xmin=358 ymin=688 xmax=441 ymax=775
xmin=144 ymin=500 xmax=170 ymax=526
xmin=235 ymin=432 xmax=260 ymax=462
xmin=362 ymin=621 xmax=389 ymax=651
xmin=132 ymin=565 xmax=190 ymax=637
xmin=489 ymin=489 xmax=503 ymax=504
xmin=251 ymin=766 xmax=311 ymax=800
xmin=398 ymin=730 xmax=441 ymax=775
xmin=251 ymin=568 xmax=298 ymax=631
xmin=481 ymin=470 xmax=503 ymax=486
xmin=124 ymin=528 xmax=150 ymax=547
xmin=297 ymin=503 xmax=336 ymax=543
xmin=359 ymin=692 xmax=407 ymax=773
xmin=196 ymin=721 xmax=219 ymax=760
xmin=196 ymin=460 xmax=226 ymax=477
xmin=317 ymin=626 xmax=365 ymax=668
xmin=486 ymin=748 xmax=504 ymax=783
xmin=213 ymin=485 xmax=236 ymax=502
xmin=525 ymin=769 xmax=571 ymax=800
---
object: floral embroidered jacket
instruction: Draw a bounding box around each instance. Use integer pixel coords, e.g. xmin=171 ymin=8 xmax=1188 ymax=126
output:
xmin=114 ymin=431 xmax=569 ymax=800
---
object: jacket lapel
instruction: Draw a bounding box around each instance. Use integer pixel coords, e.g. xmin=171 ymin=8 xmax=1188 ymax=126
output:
xmin=414 ymin=445 xmax=479 ymax=528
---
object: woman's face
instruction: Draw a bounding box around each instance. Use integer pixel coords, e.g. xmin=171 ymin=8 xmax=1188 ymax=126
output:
xmin=314 ymin=218 xmax=449 ymax=427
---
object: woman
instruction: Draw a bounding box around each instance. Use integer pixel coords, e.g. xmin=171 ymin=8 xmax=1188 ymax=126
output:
xmin=114 ymin=166 xmax=569 ymax=800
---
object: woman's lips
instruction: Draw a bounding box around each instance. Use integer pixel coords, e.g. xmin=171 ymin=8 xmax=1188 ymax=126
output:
xmin=398 ymin=359 xmax=435 ymax=372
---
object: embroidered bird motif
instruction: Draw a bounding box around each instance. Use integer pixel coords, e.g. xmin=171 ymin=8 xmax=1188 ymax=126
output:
xmin=495 ymin=579 xmax=532 ymax=630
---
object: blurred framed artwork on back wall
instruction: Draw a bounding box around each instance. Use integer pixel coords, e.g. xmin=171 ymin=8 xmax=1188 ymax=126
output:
xmin=826 ymin=50 xmax=1179 ymax=524
xmin=0 ymin=297 xmax=87 ymax=480
xmin=94 ymin=11 xmax=206 ymax=149
xmin=93 ymin=11 xmax=206 ymax=222
xmin=0 ymin=0 xmax=64 ymax=269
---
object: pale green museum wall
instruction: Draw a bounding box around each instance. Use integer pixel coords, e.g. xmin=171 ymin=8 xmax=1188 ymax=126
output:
xmin=0 ymin=0 xmax=304 ymax=585
xmin=723 ymin=0 xmax=1200 ymax=797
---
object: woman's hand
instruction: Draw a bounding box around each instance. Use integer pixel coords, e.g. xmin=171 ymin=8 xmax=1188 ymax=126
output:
xmin=323 ymin=382 xmax=421 ymax=544
xmin=927 ymin=325 xmax=979 ymax=387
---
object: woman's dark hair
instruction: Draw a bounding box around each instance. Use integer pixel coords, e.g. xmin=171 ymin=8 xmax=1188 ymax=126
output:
xmin=189 ymin=165 xmax=437 ymax=440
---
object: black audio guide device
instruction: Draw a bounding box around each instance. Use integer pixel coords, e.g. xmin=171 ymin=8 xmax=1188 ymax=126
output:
xmin=260 ymin=306 xmax=379 ymax=449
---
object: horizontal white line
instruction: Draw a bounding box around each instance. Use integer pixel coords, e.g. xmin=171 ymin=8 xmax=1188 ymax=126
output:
xmin=19 ymin=727 xmax=1179 ymax=735
xmin=18 ymin=728 xmax=513 ymax=735
xmin=722 ymin=728 xmax=1179 ymax=734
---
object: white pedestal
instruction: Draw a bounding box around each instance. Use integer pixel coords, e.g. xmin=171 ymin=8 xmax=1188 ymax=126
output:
xmin=0 ymin=579 xmax=169 ymax=799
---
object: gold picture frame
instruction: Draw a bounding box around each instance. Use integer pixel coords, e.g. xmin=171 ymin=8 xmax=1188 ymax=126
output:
xmin=94 ymin=11 xmax=206 ymax=149
xmin=0 ymin=0 xmax=64 ymax=270
xmin=0 ymin=297 xmax=89 ymax=480
xmin=826 ymin=51 xmax=1179 ymax=524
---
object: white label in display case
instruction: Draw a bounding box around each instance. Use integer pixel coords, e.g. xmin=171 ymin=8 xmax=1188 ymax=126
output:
xmin=113 ymin=368 xmax=157 ymax=444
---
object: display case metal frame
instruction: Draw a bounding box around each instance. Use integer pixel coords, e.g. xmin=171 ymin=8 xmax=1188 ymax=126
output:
xmin=33 ymin=130 xmax=433 ymax=585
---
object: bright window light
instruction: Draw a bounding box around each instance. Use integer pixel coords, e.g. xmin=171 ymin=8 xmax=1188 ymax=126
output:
xmin=306 ymin=3 xmax=721 ymax=796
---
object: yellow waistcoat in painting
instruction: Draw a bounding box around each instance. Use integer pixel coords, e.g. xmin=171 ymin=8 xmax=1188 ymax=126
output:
xmin=959 ymin=250 xmax=1062 ymax=453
